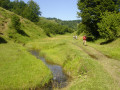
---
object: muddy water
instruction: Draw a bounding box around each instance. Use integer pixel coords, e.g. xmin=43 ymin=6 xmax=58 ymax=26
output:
xmin=30 ymin=50 xmax=69 ymax=89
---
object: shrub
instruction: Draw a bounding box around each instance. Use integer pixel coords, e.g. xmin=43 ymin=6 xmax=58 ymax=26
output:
xmin=97 ymin=11 xmax=120 ymax=40
xmin=11 ymin=15 xmax=21 ymax=30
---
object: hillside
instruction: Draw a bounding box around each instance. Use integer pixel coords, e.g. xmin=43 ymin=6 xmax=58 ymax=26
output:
xmin=36 ymin=17 xmax=74 ymax=36
xmin=0 ymin=7 xmax=45 ymax=44
xmin=46 ymin=17 xmax=81 ymax=30
xmin=0 ymin=7 xmax=52 ymax=89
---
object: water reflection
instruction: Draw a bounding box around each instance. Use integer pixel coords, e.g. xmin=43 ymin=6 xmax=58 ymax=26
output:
xmin=30 ymin=50 xmax=68 ymax=89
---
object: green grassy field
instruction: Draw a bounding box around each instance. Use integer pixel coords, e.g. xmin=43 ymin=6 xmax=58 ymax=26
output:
xmin=0 ymin=43 xmax=52 ymax=89
xmin=26 ymin=35 xmax=119 ymax=90
xmin=87 ymin=38 xmax=120 ymax=61
xmin=0 ymin=7 xmax=120 ymax=90
xmin=0 ymin=7 xmax=52 ymax=89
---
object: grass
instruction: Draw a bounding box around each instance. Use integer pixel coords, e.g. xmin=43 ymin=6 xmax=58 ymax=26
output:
xmin=0 ymin=7 xmax=46 ymax=44
xmin=0 ymin=7 xmax=120 ymax=89
xmin=26 ymin=34 xmax=119 ymax=90
xmin=0 ymin=7 xmax=53 ymax=89
xmin=87 ymin=38 xmax=120 ymax=61
xmin=0 ymin=43 xmax=52 ymax=89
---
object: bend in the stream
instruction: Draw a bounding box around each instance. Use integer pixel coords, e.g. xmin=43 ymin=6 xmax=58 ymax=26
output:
xmin=29 ymin=50 xmax=70 ymax=89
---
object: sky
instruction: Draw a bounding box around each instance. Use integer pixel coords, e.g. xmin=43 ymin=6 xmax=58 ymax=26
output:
xmin=10 ymin=0 xmax=80 ymax=20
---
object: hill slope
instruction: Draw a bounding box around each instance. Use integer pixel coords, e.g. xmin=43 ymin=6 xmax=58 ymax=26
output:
xmin=0 ymin=7 xmax=52 ymax=89
xmin=0 ymin=7 xmax=45 ymax=44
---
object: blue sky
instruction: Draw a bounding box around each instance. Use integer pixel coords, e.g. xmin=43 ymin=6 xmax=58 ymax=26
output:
xmin=10 ymin=0 xmax=80 ymax=20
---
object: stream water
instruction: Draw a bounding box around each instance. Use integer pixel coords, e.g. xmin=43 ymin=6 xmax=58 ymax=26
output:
xmin=30 ymin=50 xmax=69 ymax=89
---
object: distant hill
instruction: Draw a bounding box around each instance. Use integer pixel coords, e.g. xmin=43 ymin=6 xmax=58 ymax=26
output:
xmin=0 ymin=6 xmax=80 ymax=44
xmin=46 ymin=17 xmax=81 ymax=30
xmin=36 ymin=17 xmax=74 ymax=36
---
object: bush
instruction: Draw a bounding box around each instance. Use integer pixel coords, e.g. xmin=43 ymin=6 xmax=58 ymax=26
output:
xmin=77 ymin=23 xmax=87 ymax=35
xmin=97 ymin=11 xmax=120 ymax=40
xmin=86 ymin=36 xmax=95 ymax=41
xmin=11 ymin=15 xmax=21 ymax=30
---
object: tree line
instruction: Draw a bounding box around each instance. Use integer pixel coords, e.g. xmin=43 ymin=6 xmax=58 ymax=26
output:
xmin=77 ymin=0 xmax=120 ymax=40
xmin=47 ymin=18 xmax=81 ymax=30
xmin=36 ymin=17 xmax=73 ymax=37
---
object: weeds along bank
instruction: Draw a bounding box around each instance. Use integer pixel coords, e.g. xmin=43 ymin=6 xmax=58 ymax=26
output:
xmin=88 ymin=38 xmax=120 ymax=61
xmin=26 ymin=35 xmax=119 ymax=90
xmin=0 ymin=43 xmax=52 ymax=89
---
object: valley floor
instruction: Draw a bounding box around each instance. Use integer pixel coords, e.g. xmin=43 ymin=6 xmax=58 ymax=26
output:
xmin=26 ymin=34 xmax=120 ymax=90
xmin=0 ymin=34 xmax=120 ymax=90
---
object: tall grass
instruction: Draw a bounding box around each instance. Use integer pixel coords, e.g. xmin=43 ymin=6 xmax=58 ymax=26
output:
xmin=0 ymin=43 xmax=52 ymax=89
xmin=0 ymin=7 xmax=46 ymax=44
xmin=88 ymin=38 xmax=120 ymax=61
xmin=26 ymin=34 xmax=119 ymax=90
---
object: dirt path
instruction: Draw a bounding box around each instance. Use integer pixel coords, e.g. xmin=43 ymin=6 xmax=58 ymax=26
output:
xmin=73 ymin=42 xmax=120 ymax=88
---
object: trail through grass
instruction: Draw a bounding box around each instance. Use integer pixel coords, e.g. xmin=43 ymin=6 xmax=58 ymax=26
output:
xmin=74 ymin=41 xmax=120 ymax=88
xmin=26 ymin=34 xmax=120 ymax=90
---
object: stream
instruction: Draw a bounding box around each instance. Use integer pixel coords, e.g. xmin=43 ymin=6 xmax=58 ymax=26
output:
xmin=30 ymin=50 xmax=69 ymax=89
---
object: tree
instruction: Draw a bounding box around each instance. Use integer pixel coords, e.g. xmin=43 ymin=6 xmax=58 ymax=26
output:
xmin=77 ymin=0 xmax=119 ymax=38
xmin=23 ymin=0 xmax=41 ymax=22
xmin=97 ymin=11 xmax=120 ymax=40
xmin=0 ymin=0 xmax=10 ymax=10
xmin=10 ymin=0 xmax=26 ymax=16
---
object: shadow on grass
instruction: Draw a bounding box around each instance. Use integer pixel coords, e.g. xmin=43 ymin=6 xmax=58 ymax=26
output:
xmin=0 ymin=37 xmax=7 ymax=44
xmin=17 ymin=29 xmax=29 ymax=37
xmin=100 ymin=39 xmax=114 ymax=45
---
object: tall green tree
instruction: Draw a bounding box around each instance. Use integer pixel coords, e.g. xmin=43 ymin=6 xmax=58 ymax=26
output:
xmin=23 ymin=0 xmax=41 ymax=22
xmin=11 ymin=0 xmax=26 ymax=15
xmin=98 ymin=11 xmax=120 ymax=40
xmin=77 ymin=0 xmax=119 ymax=38
xmin=0 ymin=0 xmax=11 ymax=10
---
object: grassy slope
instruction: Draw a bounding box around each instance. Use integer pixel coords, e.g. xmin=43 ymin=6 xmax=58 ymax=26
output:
xmin=26 ymin=34 xmax=119 ymax=90
xmin=0 ymin=43 xmax=52 ymax=89
xmin=88 ymin=38 xmax=120 ymax=61
xmin=0 ymin=7 xmax=52 ymax=89
xmin=0 ymin=7 xmax=46 ymax=44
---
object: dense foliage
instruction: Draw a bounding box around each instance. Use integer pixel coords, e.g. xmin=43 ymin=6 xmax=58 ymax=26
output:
xmin=98 ymin=11 xmax=120 ymax=40
xmin=77 ymin=0 xmax=120 ymax=38
xmin=36 ymin=18 xmax=73 ymax=36
xmin=47 ymin=18 xmax=81 ymax=30
xmin=11 ymin=15 xmax=21 ymax=30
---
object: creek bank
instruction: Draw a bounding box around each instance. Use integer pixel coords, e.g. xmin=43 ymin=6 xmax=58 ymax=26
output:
xmin=29 ymin=50 xmax=70 ymax=89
